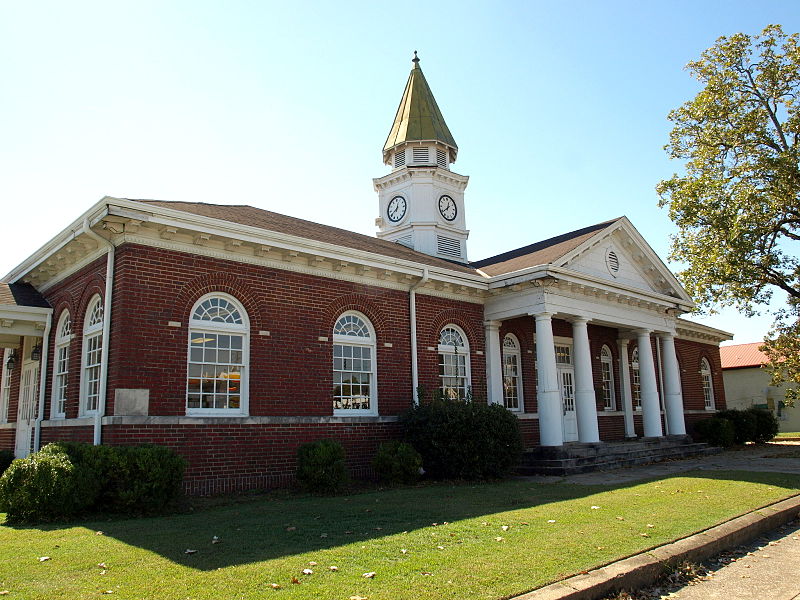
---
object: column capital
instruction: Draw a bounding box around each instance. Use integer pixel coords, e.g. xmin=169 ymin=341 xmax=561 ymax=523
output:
xmin=618 ymin=337 xmax=631 ymax=347
xmin=569 ymin=316 xmax=590 ymax=325
xmin=634 ymin=328 xmax=653 ymax=337
xmin=483 ymin=320 xmax=502 ymax=331
xmin=531 ymin=311 xmax=553 ymax=321
xmin=657 ymin=331 xmax=676 ymax=341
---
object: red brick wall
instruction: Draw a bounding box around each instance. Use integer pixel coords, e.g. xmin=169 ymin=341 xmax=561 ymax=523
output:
xmin=675 ymin=338 xmax=727 ymax=411
xmin=0 ymin=428 xmax=14 ymax=451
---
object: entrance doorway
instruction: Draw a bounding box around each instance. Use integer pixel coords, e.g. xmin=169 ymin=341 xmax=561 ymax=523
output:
xmin=15 ymin=339 xmax=39 ymax=458
xmin=555 ymin=344 xmax=578 ymax=442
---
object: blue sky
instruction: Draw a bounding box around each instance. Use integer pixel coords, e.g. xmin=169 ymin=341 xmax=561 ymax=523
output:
xmin=2 ymin=1 xmax=798 ymax=343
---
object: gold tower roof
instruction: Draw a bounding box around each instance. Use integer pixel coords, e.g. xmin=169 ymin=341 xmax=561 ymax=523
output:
xmin=383 ymin=52 xmax=458 ymax=163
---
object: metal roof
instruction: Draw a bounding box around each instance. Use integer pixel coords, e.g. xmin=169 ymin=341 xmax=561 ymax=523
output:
xmin=720 ymin=342 xmax=768 ymax=369
xmin=383 ymin=53 xmax=457 ymax=162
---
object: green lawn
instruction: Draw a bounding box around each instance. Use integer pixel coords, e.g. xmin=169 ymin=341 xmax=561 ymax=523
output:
xmin=1 ymin=471 xmax=798 ymax=600
xmin=775 ymin=432 xmax=800 ymax=438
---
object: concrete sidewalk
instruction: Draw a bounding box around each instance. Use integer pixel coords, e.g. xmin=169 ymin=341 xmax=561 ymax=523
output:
xmin=516 ymin=442 xmax=800 ymax=600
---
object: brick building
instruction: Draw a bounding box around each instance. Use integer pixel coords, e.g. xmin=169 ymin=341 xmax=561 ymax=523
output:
xmin=0 ymin=56 xmax=730 ymax=493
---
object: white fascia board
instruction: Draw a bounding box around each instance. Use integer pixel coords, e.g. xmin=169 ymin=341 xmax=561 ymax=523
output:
xmin=106 ymin=198 xmax=487 ymax=289
xmin=3 ymin=197 xmax=112 ymax=283
xmin=0 ymin=305 xmax=52 ymax=319
xmin=676 ymin=318 xmax=733 ymax=342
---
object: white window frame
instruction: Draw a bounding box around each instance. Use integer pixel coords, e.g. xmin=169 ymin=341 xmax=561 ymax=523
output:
xmin=332 ymin=311 xmax=378 ymax=416
xmin=0 ymin=348 xmax=11 ymax=423
xmin=51 ymin=311 xmax=71 ymax=419
xmin=700 ymin=357 xmax=715 ymax=410
xmin=186 ymin=293 xmax=250 ymax=416
xmin=438 ymin=325 xmax=471 ymax=400
xmin=631 ymin=347 xmax=641 ymax=410
xmin=80 ymin=295 xmax=104 ymax=416
xmin=502 ymin=333 xmax=524 ymax=411
xmin=600 ymin=344 xmax=616 ymax=411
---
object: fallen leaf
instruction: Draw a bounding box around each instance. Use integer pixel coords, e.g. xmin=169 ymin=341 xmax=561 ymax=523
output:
xmin=270 ymin=583 xmax=281 ymax=589
xmin=647 ymin=524 xmax=655 ymax=528
xmin=596 ymin=546 xmax=606 ymax=550
xmin=547 ymin=520 xmax=556 ymax=523
xmin=591 ymin=506 xmax=600 ymax=510
xmin=101 ymin=592 xmax=114 ymax=595
xmin=495 ymin=537 xmax=504 ymax=541
xmin=100 ymin=570 xmax=107 ymax=575
xmin=291 ymin=577 xmax=300 ymax=584
xmin=328 ymin=566 xmax=338 ymax=571
xmin=184 ymin=549 xmax=197 ymax=555
xmin=374 ymin=527 xmax=382 ymax=531
xmin=400 ymin=549 xmax=408 ymax=554
xmin=97 ymin=562 xmax=107 ymax=569
xmin=38 ymin=557 xmax=50 ymax=562
xmin=308 ymin=561 xmax=317 ymax=566
xmin=501 ymin=525 xmax=509 ymax=531
xmin=285 ymin=526 xmax=296 ymax=532
xmin=345 ymin=530 xmax=353 ymax=535
xmin=302 ymin=568 xmax=313 ymax=575
xmin=211 ymin=536 xmax=221 ymax=544
xmin=421 ymin=571 xmax=433 ymax=576
xmin=95 ymin=531 xmax=104 ymax=536
xmin=521 ymin=522 xmax=530 ymax=526
xmin=0 ymin=592 xmax=9 ymax=596
xmin=350 ymin=596 xmax=368 ymax=600
xmin=320 ymin=533 xmax=328 ymax=538
xmin=616 ymin=516 xmax=625 ymax=521
xmin=362 ymin=572 xmax=376 ymax=578
xmin=640 ymin=533 xmax=650 ymax=538
xmin=436 ymin=545 xmax=444 ymax=550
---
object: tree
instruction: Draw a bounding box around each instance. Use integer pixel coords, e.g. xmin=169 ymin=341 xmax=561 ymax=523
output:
xmin=657 ymin=24 xmax=800 ymax=400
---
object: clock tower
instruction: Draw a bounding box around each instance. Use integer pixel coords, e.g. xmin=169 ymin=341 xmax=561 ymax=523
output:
xmin=374 ymin=53 xmax=470 ymax=262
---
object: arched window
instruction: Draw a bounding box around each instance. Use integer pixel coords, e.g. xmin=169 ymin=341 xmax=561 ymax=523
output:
xmin=52 ymin=311 xmax=71 ymax=418
xmin=700 ymin=357 xmax=715 ymax=410
xmin=0 ymin=349 xmax=11 ymax=423
xmin=80 ymin=296 xmax=104 ymax=415
xmin=438 ymin=325 xmax=470 ymax=400
xmin=600 ymin=345 xmax=616 ymax=411
xmin=187 ymin=294 xmax=249 ymax=415
xmin=502 ymin=334 xmax=523 ymax=411
xmin=631 ymin=347 xmax=641 ymax=410
xmin=332 ymin=312 xmax=377 ymax=415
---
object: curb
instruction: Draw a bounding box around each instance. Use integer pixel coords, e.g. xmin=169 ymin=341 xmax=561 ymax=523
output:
xmin=514 ymin=494 xmax=800 ymax=600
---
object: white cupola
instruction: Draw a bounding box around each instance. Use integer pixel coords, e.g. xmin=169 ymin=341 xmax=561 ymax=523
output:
xmin=373 ymin=52 xmax=470 ymax=262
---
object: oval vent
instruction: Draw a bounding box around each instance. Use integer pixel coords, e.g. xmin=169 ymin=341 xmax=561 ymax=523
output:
xmin=606 ymin=249 xmax=620 ymax=276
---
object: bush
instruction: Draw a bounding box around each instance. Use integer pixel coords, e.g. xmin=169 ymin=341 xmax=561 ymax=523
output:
xmin=693 ymin=417 xmax=735 ymax=447
xmin=296 ymin=439 xmax=349 ymax=494
xmin=715 ymin=409 xmax=757 ymax=445
xmin=400 ymin=399 xmax=523 ymax=480
xmin=746 ymin=407 xmax=779 ymax=444
xmin=372 ymin=441 xmax=422 ymax=485
xmin=0 ymin=442 xmax=186 ymax=522
xmin=0 ymin=449 xmax=87 ymax=522
xmin=0 ymin=450 xmax=13 ymax=475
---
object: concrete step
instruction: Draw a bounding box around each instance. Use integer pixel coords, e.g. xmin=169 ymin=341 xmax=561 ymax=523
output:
xmin=516 ymin=437 xmax=721 ymax=476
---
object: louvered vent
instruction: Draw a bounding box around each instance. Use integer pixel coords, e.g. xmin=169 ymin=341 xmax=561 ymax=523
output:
xmin=436 ymin=149 xmax=448 ymax=168
xmin=606 ymin=249 xmax=620 ymax=275
xmin=412 ymin=147 xmax=429 ymax=163
xmin=394 ymin=150 xmax=405 ymax=168
xmin=437 ymin=236 xmax=461 ymax=258
xmin=396 ymin=235 xmax=413 ymax=248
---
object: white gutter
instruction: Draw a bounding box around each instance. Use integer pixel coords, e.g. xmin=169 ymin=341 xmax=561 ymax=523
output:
xmin=81 ymin=216 xmax=114 ymax=446
xmin=409 ymin=268 xmax=430 ymax=405
xmin=33 ymin=311 xmax=53 ymax=451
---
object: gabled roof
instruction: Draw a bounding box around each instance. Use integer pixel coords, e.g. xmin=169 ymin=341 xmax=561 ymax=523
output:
xmin=383 ymin=53 xmax=457 ymax=162
xmin=0 ymin=282 xmax=50 ymax=308
xmin=133 ymin=200 xmax=478 ymax=275
xmin=720 ymin=342 xmax=768 ymax=369
xmin=472 ymin=219 xmax=620 ymax=277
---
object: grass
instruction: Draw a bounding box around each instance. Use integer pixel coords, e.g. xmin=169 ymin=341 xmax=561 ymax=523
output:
xmin=1 ymin=471 xmax=799 ymax=600
xmin=775 ymin=432 xmax=800 ymax=438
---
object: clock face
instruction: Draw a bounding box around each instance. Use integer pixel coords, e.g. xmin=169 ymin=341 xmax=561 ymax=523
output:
xmin=438 ymin=195 xmax=457 ymax=221
xmin=387 ymin=196 xmax=407 ymax=222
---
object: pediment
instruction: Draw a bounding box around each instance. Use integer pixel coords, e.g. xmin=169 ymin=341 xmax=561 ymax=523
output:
xmin=556 ymin=218 xmax=692 ymax=303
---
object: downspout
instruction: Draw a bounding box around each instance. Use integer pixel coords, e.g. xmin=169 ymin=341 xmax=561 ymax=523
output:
xmin=81 ymin=217 xmax=114 ymax=446
xmin=33 ymin=311 xmax=53 ymax=451
xmin=409 ymin=268 xmax=430 ymax=405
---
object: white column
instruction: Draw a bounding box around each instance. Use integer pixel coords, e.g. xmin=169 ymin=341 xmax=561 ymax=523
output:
xmin=534 ymin=312 xmax=563 ymax=446
xmin=618 ymin=338 xmax=636 ymax=438
xmin=659 ymin=333 xmax=686 ymax=435
xmin=636 ymin=329 xmax=663 ymax=437
xmin=484 ymin=320 xmax=503 ymax=406
xmin=572 ymin=317 xmax=600 ymax=443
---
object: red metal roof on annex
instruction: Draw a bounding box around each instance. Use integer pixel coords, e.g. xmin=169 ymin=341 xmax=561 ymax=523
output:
xmin=720 ymin=342 xmax=768 ymax=369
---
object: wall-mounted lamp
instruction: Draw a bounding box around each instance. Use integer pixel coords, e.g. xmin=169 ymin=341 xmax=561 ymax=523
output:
xmin=30 ymin=344 xmax=42 ymax=362
xmin=5 ymin=349 xmax=18 ymax=371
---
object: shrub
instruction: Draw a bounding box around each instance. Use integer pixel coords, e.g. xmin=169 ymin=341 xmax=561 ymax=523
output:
xmin=400 ymin=399 xmax=523 ymax=480
xmin=0 ymin=450 xmax=13 ymax=475
xmin=693 ymin=417 xmax=735 ymax=447
xmin=715 ymin=409 xmax=757 ymax=445
xmin=0 ymin=442 xmax=186 ymax=522
xmin=372 ymin=441 xmax=422 ymax=485
xmin=746 ymin=407 xmax=779 ymax=444
xmin=296 ymin=439 xmax=349 ymax=494
xmin=0 ymin=449 xmax=87 ymax=522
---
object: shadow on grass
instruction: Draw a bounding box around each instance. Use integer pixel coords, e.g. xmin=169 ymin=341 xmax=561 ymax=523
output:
xmin=4 ymin=469 xmax=799 ymax=571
